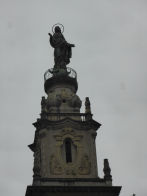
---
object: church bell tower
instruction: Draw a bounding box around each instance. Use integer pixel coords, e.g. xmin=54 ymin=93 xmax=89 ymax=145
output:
xmin=25 ymin=24 xmax=121 ymax=196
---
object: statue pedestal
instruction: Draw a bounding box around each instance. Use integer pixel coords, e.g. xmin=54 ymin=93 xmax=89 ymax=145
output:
xmin=25 ymin=185 xmax=121 ymax=196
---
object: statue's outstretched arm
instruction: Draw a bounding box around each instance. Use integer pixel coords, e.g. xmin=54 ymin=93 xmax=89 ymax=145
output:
xmin=48 ymin=33 xmax=54 ymax=48
xmin=70 ymin=43 xmax=75 ymax=47
xmin=66 ymin=43 xmax=75 ymax=47
xmin=48 ymin=33 xmax=52 ymax=37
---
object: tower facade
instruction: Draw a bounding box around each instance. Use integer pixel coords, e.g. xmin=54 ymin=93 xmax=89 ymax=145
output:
xmin=25 ymin=25 xmax=121 ymax=196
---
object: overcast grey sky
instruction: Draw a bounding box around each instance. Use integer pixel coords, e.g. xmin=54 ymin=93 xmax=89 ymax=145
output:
xmin=0 ymin=0 xmax=147 ymax=196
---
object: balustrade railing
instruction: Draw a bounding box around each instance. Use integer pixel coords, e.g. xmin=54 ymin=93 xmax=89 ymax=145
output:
xmin=41 ymin=112 xmax=92 ymax=121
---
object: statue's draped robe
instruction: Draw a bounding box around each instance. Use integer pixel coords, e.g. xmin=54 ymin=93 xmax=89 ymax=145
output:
xmin=50 ymin=32 xmax=72 ymax=69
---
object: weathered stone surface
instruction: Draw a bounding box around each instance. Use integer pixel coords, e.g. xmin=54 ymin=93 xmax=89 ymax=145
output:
xmin=31 ymin=125 xmax=99 ymax=185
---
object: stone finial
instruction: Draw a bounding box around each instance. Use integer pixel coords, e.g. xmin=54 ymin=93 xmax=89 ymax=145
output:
xmin=40 ymin=96 xmax=46 ymax=119
xmin=85 ymin=97 xmax=91 ymax=114
xmin=103 ymin=159 xmax=112 ymax=182
xmin=41 ymin=96 xmax=46 ymax=111
xmin=85 ymin=97 xmax=92 ymax=120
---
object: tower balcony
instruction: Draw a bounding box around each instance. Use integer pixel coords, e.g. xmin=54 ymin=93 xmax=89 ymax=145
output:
xmin=44 ymin=67 xmax=78 ymax=94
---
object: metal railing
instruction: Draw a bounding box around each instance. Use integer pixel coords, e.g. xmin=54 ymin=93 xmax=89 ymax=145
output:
xmin=44 ymin=67 xmax=77 ymax=81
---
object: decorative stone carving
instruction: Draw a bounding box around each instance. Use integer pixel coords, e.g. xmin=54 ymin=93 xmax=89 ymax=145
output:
xmin=68 ymin=94 xmax=82 ymax=108
xmin=40 ymin=142 xmax=48 ymax=178
xmin=54 ymin=128 xmax=83 ymax=146
xmin=85 ymin=97 xmax=92 ymax=120
xmin=56 ymin=94 xmax=63 ymax=107
xmin=46 ymin=92 xmax=62 ymax=110
xmin=60 ymin=89 xmax=71 ymax=100
xmin=41 ymin=96 xmax=47 ymax=112
xmin=52 ymin=128 xmax=84 ymax=176
xmin=60 ymin=128 xmax=75 ymax=136
xmin=50 ymin=154 xmax=63 ymax=175
xmin=40 ymin=96 xmax=47 ymax=119
xmin=33 ymin=133 xmax=41 ymax=178
xmin=78 ymin=154 xmax=91 ymax=175
xmin=65 ymin=166 xmax=76 ymax=175
xmin=45 ymin=87 xmax=82 ymax=113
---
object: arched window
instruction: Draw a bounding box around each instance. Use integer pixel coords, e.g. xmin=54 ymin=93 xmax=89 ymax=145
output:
xmin=65 ymin=138 xmax=72 ymax=163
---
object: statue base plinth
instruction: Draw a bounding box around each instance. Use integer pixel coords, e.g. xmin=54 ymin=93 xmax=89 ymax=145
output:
xmin=25 ymin=185 xmax=121 ymax=196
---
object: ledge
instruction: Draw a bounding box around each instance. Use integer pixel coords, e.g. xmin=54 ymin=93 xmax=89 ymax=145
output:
xmin=33 ymin=117 xmax=101 ymax=131
xmin=25 ymin=185 xmax=121 ymax=196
